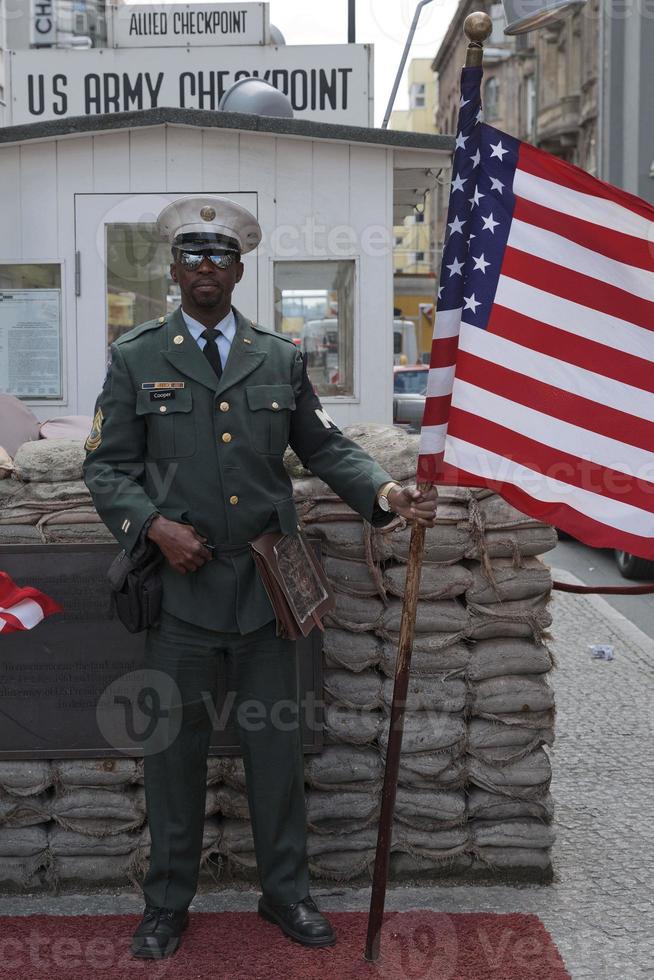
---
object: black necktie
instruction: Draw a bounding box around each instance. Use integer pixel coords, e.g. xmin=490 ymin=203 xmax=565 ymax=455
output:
xmin=201 ymin=328 xmax=223 ymax=379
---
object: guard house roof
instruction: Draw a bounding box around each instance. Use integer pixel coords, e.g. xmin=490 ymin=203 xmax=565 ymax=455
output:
xmin=0 ymin=107 xmax=455 ymax=225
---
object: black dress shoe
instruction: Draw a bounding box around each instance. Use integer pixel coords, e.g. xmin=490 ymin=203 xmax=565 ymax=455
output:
xmin=258 ymin=895 xmax=336 ymax=947
xmin=131 ymin=905 xmax=189 ymax=959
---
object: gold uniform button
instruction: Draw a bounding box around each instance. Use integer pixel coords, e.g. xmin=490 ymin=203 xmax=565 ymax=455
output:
xmin=222 ymin=432 xmax=232 ymax=443
xmin=219 ymin=401 xmax=230 ymax=412
xmin=271 ymin=401 xmax=280 ymax=410
xmin=229 ymin=495 xmax=239 ymax=505
xmin=159 ymin=405 xmax=167 ymax=413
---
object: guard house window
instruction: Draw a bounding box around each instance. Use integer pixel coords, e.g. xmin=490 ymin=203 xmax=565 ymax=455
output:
xmin=106 ymin=223 xmax=180 ymax=347
xmin=484 ymin=77 xmax=500 ymax=122
xmin=410 ymin=83 xmax=426 ymax=109
xmin=274 ymin=261 xmax=355 ymax=398
xmin=0 ymin=264 xmax=63 ymax=400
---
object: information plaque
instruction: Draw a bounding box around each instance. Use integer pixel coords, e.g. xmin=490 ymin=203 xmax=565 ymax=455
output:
xmin=0 ymin=288 xmax=62 ymax=399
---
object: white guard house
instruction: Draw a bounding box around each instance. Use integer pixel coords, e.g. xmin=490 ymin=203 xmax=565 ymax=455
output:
xmin=0 ymin=108 xmax=453 ymax=425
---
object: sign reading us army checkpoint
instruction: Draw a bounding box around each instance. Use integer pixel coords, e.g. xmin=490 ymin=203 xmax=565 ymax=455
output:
xmin=8 ymin=44 xmax=373 ymax=125
xmin=108 ymin=1 xmax=269 ymax=48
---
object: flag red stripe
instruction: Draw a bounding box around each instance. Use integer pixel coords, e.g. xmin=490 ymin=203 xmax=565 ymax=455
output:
xmin=513 ymin=196 xmax=654 ymax=273
xmin=422 ymin=394 xmax=452 ymax=427
xmin=416 ymin=451 xmax=444 ymax=484
xmin=447 ymin=407 xmax=654 ymax=513
xmin=433 ymin=458 xmax=654 ymax=560
xmin=502 ymin=247 xmax=654 ymax=333
xmin=517 ymin=141 xmax=654 ymax=224
xmin=455 ymin=348 xmax=654 ymax=456
xmin=430 ymin=336 xmax=459 ymax=368
xmin=487 ymin=304 xmax=654 ymax=394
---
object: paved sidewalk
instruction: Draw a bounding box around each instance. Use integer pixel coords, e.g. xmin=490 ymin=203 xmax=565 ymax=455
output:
xmin=2 ymin=572 xmax=653 ymax=978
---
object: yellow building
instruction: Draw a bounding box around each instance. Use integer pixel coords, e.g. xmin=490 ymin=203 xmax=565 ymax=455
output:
xmin=390 ymin=59 xmax=439 ymax=360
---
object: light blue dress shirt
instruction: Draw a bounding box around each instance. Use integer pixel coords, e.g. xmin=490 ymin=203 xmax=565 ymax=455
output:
xmin=181 ymin=308 xmax=236 ymax=370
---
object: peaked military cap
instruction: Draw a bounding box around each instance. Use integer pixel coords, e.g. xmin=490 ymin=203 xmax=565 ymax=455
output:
xmin=157 ymin=195 xmax=262 ymax=254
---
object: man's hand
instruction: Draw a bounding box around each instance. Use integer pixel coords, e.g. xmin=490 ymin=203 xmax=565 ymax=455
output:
xmin=146 ymin=515 xmax=213 ymax=574
xmin=387 ymin=485 xmax=438 ymax=527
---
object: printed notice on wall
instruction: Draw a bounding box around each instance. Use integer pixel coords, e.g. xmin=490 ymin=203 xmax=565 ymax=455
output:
xmin=0 ymin=290 xmax=62 ymax=399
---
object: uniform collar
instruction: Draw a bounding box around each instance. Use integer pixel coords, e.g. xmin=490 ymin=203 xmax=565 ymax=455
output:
xmin=181 ymin=307 xmax=236 ymax=344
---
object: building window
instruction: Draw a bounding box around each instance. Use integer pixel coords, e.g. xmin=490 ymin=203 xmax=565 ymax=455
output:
xmin=415 ymin=211 xmax=425 ymax=224
xmin=484 ymin=77 xmax=500 ymax=122
xmin=415 ymin=251 xmax=425 ymax=262
xmin=274 ymin=261 xmax=355 ymax=398
xmin=0 ymin=264 xmax=63 ymax=400
xmin=394 ymin=235 xmax=403 ymax=247
xmin=409 ymin=83 xmax=426 ymax=109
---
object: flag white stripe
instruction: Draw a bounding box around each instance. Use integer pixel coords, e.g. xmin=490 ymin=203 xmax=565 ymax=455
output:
xmin=434 ymin=308 xmax=463 ymax=339
xmin=443 ymin=437 xmax=654 ymax=536
xmin=514 ymin=167 xmax=654 ymax=243
xmin=457 ymin=322 xmax=654 ymax=424
xmin=495 ymin=275 xmax=654 ymax=364
xmin=419 ymin=424 xmax=447 ymax=455
xmin=427 ymin=365 xmax=456 ymax=398
xmin=452 ymin=379 xmax=654 ymax=480
xmin=0 ymin=599 xmax=44 ymax=629
xmin=509 ymin=219 xmax=654 ymax=303
xmin=0 ymin=618 xmax=5 ymax=632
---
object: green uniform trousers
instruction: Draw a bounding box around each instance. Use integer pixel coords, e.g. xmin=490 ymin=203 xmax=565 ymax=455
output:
xmin=141 ymin=610 xmax=310 ymax=911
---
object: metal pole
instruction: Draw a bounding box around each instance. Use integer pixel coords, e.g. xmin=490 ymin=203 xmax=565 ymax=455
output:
xmin=348 ymin=0 xmax=356 ymax=43
xmin=381 ymin=0 xmax=435 ymax=129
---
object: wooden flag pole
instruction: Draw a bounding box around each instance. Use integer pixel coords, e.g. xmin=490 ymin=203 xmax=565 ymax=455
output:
xmin=364 ymin=12 xmax=492 ymax=963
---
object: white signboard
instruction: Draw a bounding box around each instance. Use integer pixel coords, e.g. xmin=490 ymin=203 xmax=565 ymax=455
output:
xmin=9 ymin=45 xmax=373 ymax=125
xmin=31 ymin=0 xmax=56 ymax=46
xmin=0 ymin=290 xmax=62 ymax=399
xmin=109 ymin=2 xmax=269 ymax=48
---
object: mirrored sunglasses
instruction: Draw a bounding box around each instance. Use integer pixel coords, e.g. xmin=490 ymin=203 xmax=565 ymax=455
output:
xmin=177 ymin=251 xmax=238 ymax=271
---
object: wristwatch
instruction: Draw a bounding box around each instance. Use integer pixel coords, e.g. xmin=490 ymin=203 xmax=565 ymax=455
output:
xmin=376 ymin=481 xmax=401 ymax=513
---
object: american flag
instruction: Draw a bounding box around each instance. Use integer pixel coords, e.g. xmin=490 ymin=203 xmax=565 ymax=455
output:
xmin=0 ymin=572 xmax=62 ymax=633
xmin=418 ymin=66 xmax=654 ymax=559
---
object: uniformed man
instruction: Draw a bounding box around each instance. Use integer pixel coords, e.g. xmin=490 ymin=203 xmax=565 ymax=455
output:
xmin=83 ymin=196 xmax=438 ymax=960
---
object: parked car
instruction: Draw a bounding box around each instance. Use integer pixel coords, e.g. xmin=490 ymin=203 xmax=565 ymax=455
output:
xmin=393 ymin=364 xmax=429 ymax=433
xmin=613 ymin=550 xmax=654 ymax=580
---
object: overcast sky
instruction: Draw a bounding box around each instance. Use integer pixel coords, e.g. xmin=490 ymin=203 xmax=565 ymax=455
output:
xmin=133 ymin=0 xmax=459 ymax=125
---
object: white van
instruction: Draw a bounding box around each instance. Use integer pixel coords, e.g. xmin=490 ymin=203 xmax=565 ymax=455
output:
xmin=393 ymin=318 xmax=419 ymax=365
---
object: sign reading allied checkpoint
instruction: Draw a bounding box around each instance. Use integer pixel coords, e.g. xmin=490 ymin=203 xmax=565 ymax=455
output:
xmin=108 ymin=2 xmax=269 ymax=48
xmin=8 ymin=44 xmax=373 ymax=125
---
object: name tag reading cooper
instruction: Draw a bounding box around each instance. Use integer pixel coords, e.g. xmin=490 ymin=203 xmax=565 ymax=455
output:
xmin=150 ymin=390 xmax=175 ymax=402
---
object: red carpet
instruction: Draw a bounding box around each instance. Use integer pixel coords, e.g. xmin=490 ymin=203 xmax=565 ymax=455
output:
xmin=0 ymin=910 xmax=570 ymax=979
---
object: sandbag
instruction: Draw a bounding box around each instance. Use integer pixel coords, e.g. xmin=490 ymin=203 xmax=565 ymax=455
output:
xmin=324 ymin=704 xmax=382 ymax=745
xmin=0 ymin=826 xmax=48 ymax=856
xmin=468 ymin=718 xmax=554 ymax=751
xmin=467 ymin=639 xmax=553 ymax=681
xmin=307 ymin=790 xmax=379 ymax=833
xmin=55 ymin=758 xmax=137 ymax=788
xmin=477 ymin=496 xmax=542 ymax=530
xmin=465 ymin=558 xmax=552 ymax=604
xmin=324 ymin=556 xmax=381 ymax=597
xmin=394 ymin=788 xmax=466 ymax=829
xmin=324 ymin=669 xmax=383 ymax=709
xmin=471 ymin=819 xmax=556 ymax=849
xmin=467 ymin=527 xmax=558 ymax=559
xmin=467 ymin=595 xmax=552 ymax=640
xmin=475 ymin=846 xmax=551 ymax=870
xmin=392 ymin=825 xmax=469 ymax=853
xmin=383 ymin=563 xmax=473 ymax=600
xmin=381 ymin=675 xmax=467 ymax=713
xmin=0 ymin=447 xmax=12 ymax=479
xmin=308 ymin=828 xmax=377 ymax=854
xmin=0 ymin=761 xmax=54 ymax=797
xmin=380 ymin=640 xmax=470 ymax=678
xmin=305 ymin=745 xmax=383 ymax=789
xmin=379 ymin=712 xmax=466 ymax=754
xmin=220 ymin=758 xmax=247 ymax=791
xmin=399 ymin=755 xmax=467 ymax=789
xmin=341 ymin=423 xmax=420 ymax=481
xmin=218 ymin=819 xmax=255 ymax=855
xmin=39 ymin=416 xmax=94 ymax=440
xmin=308 ymin=849 xmax=375 ymax=880
xmin=205 ymin=786 xmax=250 ymax=820
xmin=48 ymin=827 xmax=137 ymax=856
xmin=0 ymin=790 xmax=49 ymax=827
xmin=50 ymin=855 xmax=132 ymax=882
xmin=51 ymin=788 xmax=146 ymax=835
xmin=328 ymin=593 xmax=468 ymax=635
xmin=468 ymin=749 xmax=552 ymax=794
xmin=0 ymin=480 xmax=92 ymax=524
xmin=391 ymin=852 xmax=474 ymax=875
xmin=472 ymin=675 xmax=554 ymax=715
xmin=13 ymin=439 xmax=86 ymax=483
xmin=0 ymin=524 xmax=41 ymax=544
xmin=0 ymin=395 xmax=40 ymax=456
xmin=0 ymin=854 xmax=46 ymax=886
xmin=467 ymin=789 xmax=555 ymax=822
xmin=323 ymin=629 xmax=381 ymax=672
xmin=39 ymin=521 xmax=115 ymax=544
xmin=389 ymin=524 xmax=472 ymax=564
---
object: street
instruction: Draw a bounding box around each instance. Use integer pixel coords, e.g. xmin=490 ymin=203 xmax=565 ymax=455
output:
xmin=549 ymin=537 xmax=654 ymax=643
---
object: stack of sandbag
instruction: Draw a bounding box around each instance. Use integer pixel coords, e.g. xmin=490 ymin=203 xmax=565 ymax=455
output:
xmin=0 ymin=762 xmax=53 ymax=888
xmin=0 ymin=439 xmax=114 ymax=545
xmin=292 ymin=423 xmax=558 ymax=881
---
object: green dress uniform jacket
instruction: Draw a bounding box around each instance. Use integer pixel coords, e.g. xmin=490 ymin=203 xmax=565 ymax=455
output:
xmin=83 ymin=306 xmax=395 ymax=633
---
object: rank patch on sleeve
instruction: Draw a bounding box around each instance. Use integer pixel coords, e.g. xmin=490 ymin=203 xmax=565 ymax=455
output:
xmin=85 ymin=407 xmax=104 ymax=452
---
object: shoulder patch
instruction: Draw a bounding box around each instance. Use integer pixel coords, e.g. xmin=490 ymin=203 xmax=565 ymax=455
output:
xmin=115 ymin=316 xmax=167 ymax=346
xmin=85 ymin=407 xmax=104 ymax=452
